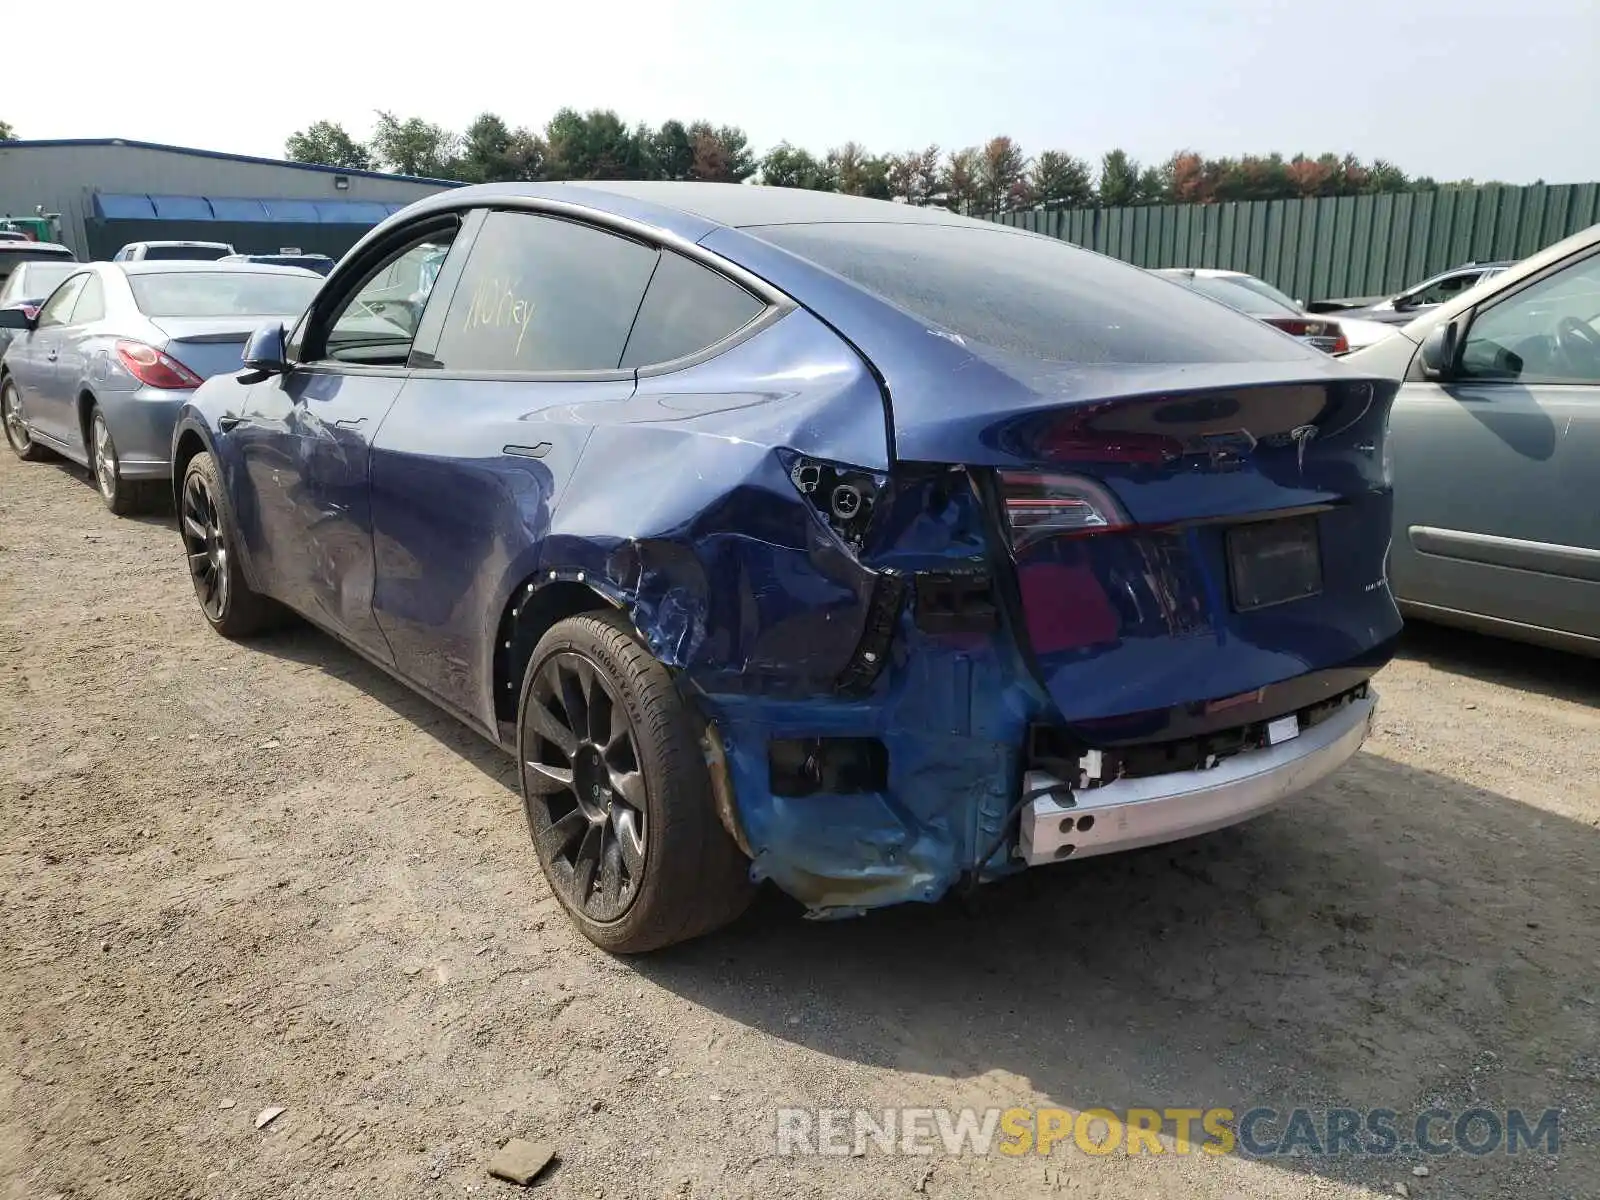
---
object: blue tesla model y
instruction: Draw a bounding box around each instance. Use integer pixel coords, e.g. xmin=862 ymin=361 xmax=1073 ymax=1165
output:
xmin=171 ymin=182 xmax=1401 ymax=951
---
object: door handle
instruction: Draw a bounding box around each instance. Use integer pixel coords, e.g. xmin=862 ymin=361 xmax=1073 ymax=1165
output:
xmin=45 ymin=351 xmax=58 ymax=362
xmin=334 ymin=417 xmax=367 ymax=429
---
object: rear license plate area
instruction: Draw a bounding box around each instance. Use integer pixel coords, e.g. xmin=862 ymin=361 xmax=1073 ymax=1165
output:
xmin=1226 ymin=516 xmax=1323 ymax=611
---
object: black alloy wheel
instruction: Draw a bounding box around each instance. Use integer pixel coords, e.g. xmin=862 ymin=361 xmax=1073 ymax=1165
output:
xmin=178 ymin=451 xmax=278 ymax=638
xmin=523 ymin=650 xmax=648 ymax=924
xmin=181 ymin=467 xmax=230 ymax=623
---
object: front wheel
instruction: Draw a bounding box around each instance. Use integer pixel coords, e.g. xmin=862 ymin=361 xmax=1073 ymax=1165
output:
xmin=180 ymin=451 xmax=280 ymax=638
xmin=1 ymin=378 xmax=47 ymax=462
xmin=518 ymin=611 xmax=753 ymax=953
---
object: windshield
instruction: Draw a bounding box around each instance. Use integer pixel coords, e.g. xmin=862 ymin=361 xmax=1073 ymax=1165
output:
xmin=141 ymin=245 xmax=233 ymax=262
xmin=0 ymin=261 xmax=79 ymax=304
xmin=1160 ymin=272 xmax=1300 ymax=318
xmin=756 ymin=222 xmax=1305 ymax=364
xmin=129 ymin=272 xmax=321 ymax=318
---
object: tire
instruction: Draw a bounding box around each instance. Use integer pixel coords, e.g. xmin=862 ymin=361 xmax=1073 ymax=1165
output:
xmin=179 ymin=450 xmax=280 ymax=638
xmin=1 ymin=377 xmax=48 ymax=462
xmin=88 ymin=406 xmax=159 ymax=515
xmin=518 ymin=610 xmax=753 ymax=953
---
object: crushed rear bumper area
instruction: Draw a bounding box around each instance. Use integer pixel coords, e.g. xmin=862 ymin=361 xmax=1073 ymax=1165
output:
xmin=1018 ymin=688 xmax=1377 ymax=866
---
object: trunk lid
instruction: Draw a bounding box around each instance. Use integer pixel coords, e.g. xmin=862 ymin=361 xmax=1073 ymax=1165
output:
xmin=701 ymin=221 xmax=1402 ymax=724
xmin=151 ymin=314 xmax=300 ymax=380
xmin=949 ymin=355 xmax=1401 ymax=724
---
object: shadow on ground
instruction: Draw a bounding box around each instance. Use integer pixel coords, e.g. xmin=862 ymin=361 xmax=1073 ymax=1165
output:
xmin=247 ymin=614 xmax=1597 ymax=1195
xmin=1398 ymin=620 xmax=1600 ymax=709
xmin=249 ymin=621 xmax=516 ymax=789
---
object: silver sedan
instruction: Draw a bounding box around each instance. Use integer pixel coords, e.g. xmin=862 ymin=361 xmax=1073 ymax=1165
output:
xmin=0 ymin=261 xmax=321 ymax=514
xmin=1343 ymin=223 xmax=1600 ymax=656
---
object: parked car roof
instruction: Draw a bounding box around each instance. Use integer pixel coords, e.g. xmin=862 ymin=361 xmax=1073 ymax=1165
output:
xmin=0 ymin=240 xmax=75 ymax=256
xmin=399 ymin=180 xmax=999 ymax=234
xmin=114 ymin=260 xmax=322 ymax=277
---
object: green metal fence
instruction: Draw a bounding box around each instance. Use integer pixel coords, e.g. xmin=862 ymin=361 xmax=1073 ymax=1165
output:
xmin=986 ymin=184 xmax=1600 ymax=303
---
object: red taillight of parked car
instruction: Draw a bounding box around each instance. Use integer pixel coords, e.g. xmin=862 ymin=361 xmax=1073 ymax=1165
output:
xmin=1263 ymin=317 xmax=1349 ymax=354
xmin=115 ymin=340 xmax=204 ymax=390
xmin=998 ymin=471 xmax=1131 ymax=550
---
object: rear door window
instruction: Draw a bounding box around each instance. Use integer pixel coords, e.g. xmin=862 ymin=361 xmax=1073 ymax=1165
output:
xmin=756 ymin=222 xmax=1306 ymax=364
xmin=620 ymin=251 xmax=766 ymax=368
xmin=432 ymin=211 xmax=659 ymax=374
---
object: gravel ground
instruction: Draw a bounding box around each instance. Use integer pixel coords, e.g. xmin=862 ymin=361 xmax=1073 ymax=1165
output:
xmin=2 ymin=450 xmax=1597 ymax=1200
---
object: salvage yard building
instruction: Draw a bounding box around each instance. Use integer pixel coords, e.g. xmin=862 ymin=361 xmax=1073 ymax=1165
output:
xmin=0 ymin=137 xmax=456 ymax=260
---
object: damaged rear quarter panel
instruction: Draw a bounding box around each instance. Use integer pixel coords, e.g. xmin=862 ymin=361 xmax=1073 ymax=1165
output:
xmin=534 ymin=303 xmax=1041 ymax=915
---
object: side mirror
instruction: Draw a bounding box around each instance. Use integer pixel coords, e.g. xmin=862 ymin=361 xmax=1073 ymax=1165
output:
xmin=241 ymin=322 xmax=289 ymax=375
xmin=1419 ymin=322 xmax=1457 ymax=380
xmin=0 ymin=306 xmax=33 ymax=330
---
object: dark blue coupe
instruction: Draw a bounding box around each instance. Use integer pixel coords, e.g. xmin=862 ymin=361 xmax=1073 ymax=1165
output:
xmin=171 ymin=182 xmax=1402 ymax=951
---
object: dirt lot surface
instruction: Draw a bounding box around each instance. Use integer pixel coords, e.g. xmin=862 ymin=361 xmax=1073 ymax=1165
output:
xmin=2 ymin=450 xmax=1597 ymax=1200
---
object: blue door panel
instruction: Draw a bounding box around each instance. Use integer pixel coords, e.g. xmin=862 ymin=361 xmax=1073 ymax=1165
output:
xmin=238 ymin=367 xmax=406 ymax=660
xmin=369 ymin=375 xmax=630 ymax=723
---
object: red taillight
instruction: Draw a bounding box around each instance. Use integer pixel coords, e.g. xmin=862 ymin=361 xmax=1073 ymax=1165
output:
xmin=998 ymin=471 xmax=1131 ymax=550
xmin=115 ymin=340 xmax=203 ymax=390
xmin=1265 ymin=317 xmax=1348 ymax=354
xmin=1265 ymin=318 xmax=1316 ymax=337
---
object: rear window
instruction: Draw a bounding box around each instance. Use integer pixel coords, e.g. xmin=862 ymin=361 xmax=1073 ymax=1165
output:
xmin=141 ymin=245 xmax=233 ymax=261
xmin=128 ymin=272 xmax=321 ymax=318
xmin=1161 ymin=272 xmax=1299 ymax=318
xmin=0 ymin=261 xmax=78 ymax=304
xmin=756 ymin=223 xmax=1306 ymax=364
xmin=621 ymin=251 xmax=766 ymax=368
xmin=0 ymin=246 xmax=76 ymax=286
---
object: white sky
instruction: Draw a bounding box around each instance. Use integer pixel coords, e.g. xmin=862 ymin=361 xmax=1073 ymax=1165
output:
xmin=7 ymin=0 xmax=1599 ymax=183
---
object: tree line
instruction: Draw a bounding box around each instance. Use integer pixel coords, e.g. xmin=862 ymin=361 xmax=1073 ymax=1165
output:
xmin=288 ymin=110 xmax=1499 ymax=212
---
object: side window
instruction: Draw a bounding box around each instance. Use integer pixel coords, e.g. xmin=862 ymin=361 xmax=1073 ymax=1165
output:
xmin=1409 ymin=271 xmax=1479 ymax=307
xmin=433 ymin=211 xmax=659 ymax=373
xmin=620 ymin=252 xmax=767 ymax=369
xmin=71 ymin=275 xmax=106 ymax=323
xmin=1459 ymin=253 xmax=1600 ymax=385
xmin=315 ymin=228 xmax=458 ymax=366
xmin=36 ymin=274 xmax=87 ymax=328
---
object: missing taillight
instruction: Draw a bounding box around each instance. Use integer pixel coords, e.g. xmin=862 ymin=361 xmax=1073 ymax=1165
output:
xmin=998 ymin=471 xmax=1130 ymax=550
xmin=786 ymin=453 xmax=884 ymax=551
xmin=115 ymin=340 xmax=203 ymax=390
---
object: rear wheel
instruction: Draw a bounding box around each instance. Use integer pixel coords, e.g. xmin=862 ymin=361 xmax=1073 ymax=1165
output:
xmin=89 ymin=407 xmax=157 ymax=515
xmin=1 ymin=378 xmax=47 ymax=462
xmin=518 ymin=611 xmax=753 ymax=953
xmin=180 ymin=450 xmax=279 ymax=638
